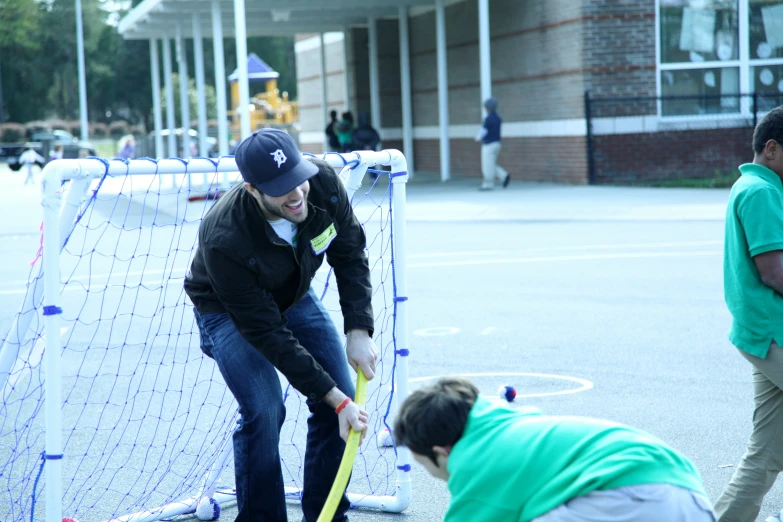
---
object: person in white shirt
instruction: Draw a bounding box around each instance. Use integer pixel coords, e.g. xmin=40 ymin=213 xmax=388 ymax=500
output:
xmin=19 ymin=147 xmax=45 ymax=185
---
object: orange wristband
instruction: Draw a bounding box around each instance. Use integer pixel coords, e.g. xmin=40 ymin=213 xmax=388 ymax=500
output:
xmin=335 ymin=398 xmax=351 ymax=414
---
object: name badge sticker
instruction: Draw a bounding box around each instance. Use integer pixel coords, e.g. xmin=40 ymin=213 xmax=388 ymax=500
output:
xmin=310 ymin=223 xmax=337 ymax=255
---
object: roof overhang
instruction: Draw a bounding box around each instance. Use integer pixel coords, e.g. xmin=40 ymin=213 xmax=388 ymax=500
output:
xmin=118 ymin=0 xmax=432 ymax=40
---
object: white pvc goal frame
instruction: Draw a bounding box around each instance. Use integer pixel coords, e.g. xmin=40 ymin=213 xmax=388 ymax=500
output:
xmin=0 ymin=150 xmax=412 ymax=522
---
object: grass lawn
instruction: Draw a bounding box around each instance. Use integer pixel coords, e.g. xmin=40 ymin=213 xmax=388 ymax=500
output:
xmin=92 ymin=140 xmax=117 ymax=158
xmin=621 ymin=171 xmax=740 ymax=189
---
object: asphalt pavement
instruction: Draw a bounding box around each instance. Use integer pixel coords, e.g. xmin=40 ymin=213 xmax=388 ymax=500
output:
xmin=0 ymin=163 xmax=775 ymax=521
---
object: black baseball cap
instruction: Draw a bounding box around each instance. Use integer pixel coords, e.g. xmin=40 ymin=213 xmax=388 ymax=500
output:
xmin=234 ymin=128 xmax=319 ymax=197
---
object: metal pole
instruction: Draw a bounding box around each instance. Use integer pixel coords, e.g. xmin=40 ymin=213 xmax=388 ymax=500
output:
xmin=0 ymin=60 xmax=5 ymax=124
xmin=176 ymin=22 xmax=192 ymax=160
xmin=343 ymin=27 xmax=352 ymax=113
xmin=233 ymin=0 xmax=251 ymax=139
xmin=478 ymin=0 xmax=491 ymax=113
xmin=320 ymin=33 xmax=329 ymax=152
xmin=75 ymin=0 xmax=89 ymax=141
xmin=398 ymin=6 xmax=414 ymax=175
xmin=211 ymin=0 xmax=229 ymax=160
xmin=162 ymin=38 xmax=177 ymax=158
xmin=193 ymin=13 xmax=209 ymax=161
xmin=150 ymin=39 xmax=164 ymax=159
xmin=436 ymin=0 xmax=450 ymax=182
xmin=368 ymin=16 xmax=381 ymax=132
xmin=584 ymin=91 xmax=595 ymax=185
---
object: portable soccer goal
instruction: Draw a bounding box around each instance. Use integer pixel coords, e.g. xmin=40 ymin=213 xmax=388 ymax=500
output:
xmin=0 ymin=150 xmax=412 ymax=522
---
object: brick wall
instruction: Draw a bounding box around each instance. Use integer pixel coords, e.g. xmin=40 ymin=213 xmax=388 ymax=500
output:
xmin=408 ymin=0 xmax=586 ymax=126
xmin=411 ymin=136 xmax=588 ymax=184
xmin=581 ymin=1 xmax=656 ymax=101
xmin=592 ymin=127 xmax=752 ymax=183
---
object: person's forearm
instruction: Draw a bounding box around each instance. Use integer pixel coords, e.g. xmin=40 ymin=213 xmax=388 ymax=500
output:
xmin=761 ymin=273 xmax=783 ymax=296
xmin=322 ymin=386 xmax=349 ymax=408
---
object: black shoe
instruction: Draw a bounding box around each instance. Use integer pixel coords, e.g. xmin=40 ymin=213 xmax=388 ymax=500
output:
xmin=503 ymin=174 xmax=510 ymax=188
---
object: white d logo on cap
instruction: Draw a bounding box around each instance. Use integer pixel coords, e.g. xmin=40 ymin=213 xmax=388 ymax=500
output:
xmin=270 ymin=149 xmax=287 ymax=168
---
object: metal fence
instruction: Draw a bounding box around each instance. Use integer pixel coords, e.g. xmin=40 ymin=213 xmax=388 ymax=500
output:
xmin=584 ymin=92 xmax=783 ymax=184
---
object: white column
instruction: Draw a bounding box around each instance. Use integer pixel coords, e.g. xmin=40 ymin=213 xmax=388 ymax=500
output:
xmin=738 ymin=0 xmax=750 ymax=116
xmin=478 ymin=0 xmax=491 ymax=112
xmin=212 ymin=0 xmax=229 ymax=161
xmin=75 ymin=0 xmax=88 ymax=141
xmin=176 ymin=22 xmax=191 ymax=159
xmin=320 ymin=33 xmax=329 ymax=152
xmin=343 ymin=26 xmax=352 ymax=113
xmin=150 ymin=39 xmax=164 ymax=159
xmin=162 ymin=38 xmax=177 ymax=158
xmin=234 ymin=0 xmax=251 ymax=139
xmin=368 ymin=16 xmax=381 ymax=132
xmin=436 ymin=0 xmax=450 ymax=182
xmin=399 ymin=6 xmax=414 ymax=174
xmin=193 ymin=13 xmax=209 ymax=161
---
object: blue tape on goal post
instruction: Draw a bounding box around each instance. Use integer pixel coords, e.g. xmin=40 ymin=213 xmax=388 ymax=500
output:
xmin=42 ymin=306 xmax=62 ymax=316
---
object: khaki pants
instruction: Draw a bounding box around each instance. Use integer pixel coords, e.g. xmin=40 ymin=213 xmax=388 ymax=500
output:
xmin=532 ymin=484 xmax=715 ymax=522
xmin=715 ymin=343 xmax=783 ymax=522
xmin=481 ymin=141 xmax=508 ymax=188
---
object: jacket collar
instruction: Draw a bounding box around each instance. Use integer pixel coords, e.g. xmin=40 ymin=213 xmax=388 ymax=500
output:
xmin=261 ymin=200 xmax=327 ymax=246
xmin=739 ymin=163 xmax=783 ymax=192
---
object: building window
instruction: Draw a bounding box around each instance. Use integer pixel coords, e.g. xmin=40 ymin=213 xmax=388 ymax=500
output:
xmin=657 ymin=0 xmax=783 ymax=117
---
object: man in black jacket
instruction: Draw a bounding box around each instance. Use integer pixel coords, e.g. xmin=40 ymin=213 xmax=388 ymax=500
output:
xmin=185 ymin=128 xmax=378 ymax=522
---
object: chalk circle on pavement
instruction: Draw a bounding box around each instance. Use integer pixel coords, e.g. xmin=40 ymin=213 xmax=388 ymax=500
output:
xmin=408 ymin=372 xmax=594 ymax=398
xmin=413 ymin=327 xmax=461 ymax=337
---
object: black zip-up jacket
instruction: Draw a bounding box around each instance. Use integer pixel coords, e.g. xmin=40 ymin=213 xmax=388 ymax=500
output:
xmin=184 ymin=159 xmax=374 ymax=401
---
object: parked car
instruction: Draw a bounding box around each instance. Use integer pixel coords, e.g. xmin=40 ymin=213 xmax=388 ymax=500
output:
xmin=0 ymin=130 xmax=96 ymax=171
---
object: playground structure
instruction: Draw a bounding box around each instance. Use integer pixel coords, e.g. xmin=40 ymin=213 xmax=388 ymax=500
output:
xmin=229 ymin=53 xmax=298 ymax=138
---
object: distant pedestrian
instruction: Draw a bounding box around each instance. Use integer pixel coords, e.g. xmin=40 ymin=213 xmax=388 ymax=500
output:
xmin=19 ymin=146 xmax=45 ymax=185
xmin=49 ymin=145 xmax=64 ymax=163
xmin=118 ymin=135 xmax=136 ymax=160
xmin=475 ymin=97 xmax=509 ymax=191
xmin=715 ymin=105 xmax=783 ymax=522
xmin=325 ymin=110 xmax=341 ymax=152
xmin=336 ymin=111 xmax=354 ymax=153
xmin=351 ymin=112 xmax=380 ymax=152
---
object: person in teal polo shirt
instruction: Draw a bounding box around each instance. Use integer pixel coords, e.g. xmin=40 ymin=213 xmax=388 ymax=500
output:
xmin=394 ymin=377 xmax=715 ymax=521
xmin=715 ymin=105 xmax=783 ymax=522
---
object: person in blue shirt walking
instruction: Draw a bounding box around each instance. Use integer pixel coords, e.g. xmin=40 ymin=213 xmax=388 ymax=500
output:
xmin=475 ymin=97 xmax=509 ymax=191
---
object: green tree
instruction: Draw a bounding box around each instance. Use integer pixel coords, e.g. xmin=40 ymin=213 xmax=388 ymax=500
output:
xmin=0 ymin=0 xmax=297 ymax=127
xmin=161 ymin=74 xmax=218 ymax=125
xmin=0 ymin=0 xmax=45 ymax=122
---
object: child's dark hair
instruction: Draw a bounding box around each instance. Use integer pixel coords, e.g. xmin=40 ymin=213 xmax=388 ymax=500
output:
xmin=753 ymin=105 xmax=783 ymax=154
xmin=393 ymin=377 xmax=479 ymax=465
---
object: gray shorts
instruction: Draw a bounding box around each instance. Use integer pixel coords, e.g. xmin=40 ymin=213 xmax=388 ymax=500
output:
xmin=532 ymin=484 xmax=716 ymax=522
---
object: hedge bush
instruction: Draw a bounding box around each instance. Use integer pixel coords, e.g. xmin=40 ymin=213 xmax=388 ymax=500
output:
xmin=25 ymin=121 xmax=50 ymax=138
xmin=108 ymin=120 xmax=130 ymax=138
xmin=0 ymin=123 xmax=27 ymax=143
xmin=67 ymin=121 xmax=82 ymax=137
xmin=49 ymin=119 xmax=69 ymax=132
xmin=90 ymin=122 xmax=109 ymax=138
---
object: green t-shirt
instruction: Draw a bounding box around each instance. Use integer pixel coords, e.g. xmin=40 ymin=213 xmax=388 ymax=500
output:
xmin=724 ymin=163 xmax=783 ymax=358
xmin=444 ymin=397 xmax=706 ymax=522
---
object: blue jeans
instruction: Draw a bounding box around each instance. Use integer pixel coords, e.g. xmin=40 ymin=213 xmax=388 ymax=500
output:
xmin=194 ymin=289 xmax=355 ymax=522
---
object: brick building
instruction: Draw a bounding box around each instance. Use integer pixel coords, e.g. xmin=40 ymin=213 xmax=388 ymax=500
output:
xmin=295 ymin=0 xmax=783 ymax=184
